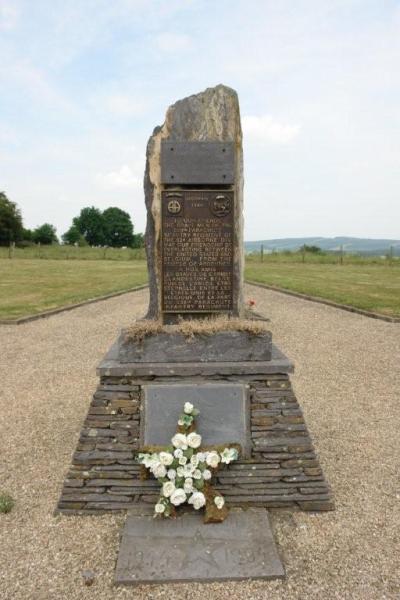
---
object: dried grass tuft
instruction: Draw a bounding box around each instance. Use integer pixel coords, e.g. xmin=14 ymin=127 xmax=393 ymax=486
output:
xmin=125 ymin=315 xmax=270 ymax=342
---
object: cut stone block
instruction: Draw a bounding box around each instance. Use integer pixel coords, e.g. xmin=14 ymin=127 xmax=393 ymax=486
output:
xmin=115 ymin=508 xmax=285 ymax=584
xmin=118 ymin=330 xmax=272 ymax=363
xmin=142 ymin=383 xmax=250 ymax=456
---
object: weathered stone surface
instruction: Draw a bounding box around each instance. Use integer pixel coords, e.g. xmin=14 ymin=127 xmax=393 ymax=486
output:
xmin=98 ymin=340 xmax=294 ymax=378
xmin=119 ymin=330 xmax=272 ymax=363
xmin=57 ymin=369 xmax=333 ymax=515
xmin=142 ymin=382 xmax=250 ymax=456
xmin=144 ymin=84 xmax=244 ymax=321
xmin=115 ymin=509 xmax=284 ymax=584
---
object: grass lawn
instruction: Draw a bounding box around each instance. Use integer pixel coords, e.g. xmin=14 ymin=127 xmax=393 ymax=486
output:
xmin=245 ymin=262 xmax=400 ymax=317
xmin=0 ymin=259 xmax=148 ymax=320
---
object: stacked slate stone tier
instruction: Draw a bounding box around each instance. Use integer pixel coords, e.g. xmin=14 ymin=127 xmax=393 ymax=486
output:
xmin=57 ymin=343 xmax=333 ymax=514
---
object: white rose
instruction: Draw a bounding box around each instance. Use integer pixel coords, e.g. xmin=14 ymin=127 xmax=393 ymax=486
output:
xmin=178 ymin=419 xmax=184 ymax=426
xmin=182 ymin=464 xmax=195 ymax=478
xmin=170 ymin=488 xmax=187 ymax=506
xmin=167 ymin=468 xmax=176 ymax=480
xmin=203 ymin=469 xmax=212 ymax=480
xmin=188 ymin=491 xmax=206 ymax=510
xmin=162 ymin=481 xmax=175 ymax=497
xmin=176 ymin=466 xmax=184 ymax=477
xmin=187 ymin=432 xmax=202 ymax=449
xmin=184 ymin=478 xmax=194 ymax=494
xmin=206 ymin=451 xmax=220 ymax=468
xmin=171 ymin=433 xmax=188 ymax=450
xmin=152 ymin=463 xmax=167 ymax=479
xmin=178 ymin=456 xmax=187 ymax=465
xmin=193 ymin=469 xmax=202 ymax=480
xmin=140 ymin=453 xmax=157 ymax=469
xmin=155 ymin=502 xmax=165 ymax=514
xmin=174 ymin=448 xmax=183 ymax=458
xmin=159 ymin=451 xmax=174 ymax=466
xmin=196 ymin=452 xmax=206 ymax=463
xmin=190 ymin=454 xmax=199 ymax=468
xmin=214 ymin=495 xmax=225 ymax=510
xmin=184 ymin=402 xmax=194 ymax=414
xmin=220 ymin=447 xmax=239 ymax=464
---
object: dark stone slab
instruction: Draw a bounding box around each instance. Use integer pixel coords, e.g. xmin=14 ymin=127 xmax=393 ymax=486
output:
xmin=98 ymin=340 xmax=294 ymax=378
xmin=118 ymin=330 xmax=272 ymax=363
xmin=160 ymin=140 xmax=235 ymax=184
xmin=142 ymin=382 xmax=250 ymax=456
xmin=115 ymin=509 xmax=285 ymax=584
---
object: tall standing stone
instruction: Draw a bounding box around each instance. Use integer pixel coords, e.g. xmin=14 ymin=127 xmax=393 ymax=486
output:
xmin=144 ymin=84 xmax=244 ymax=321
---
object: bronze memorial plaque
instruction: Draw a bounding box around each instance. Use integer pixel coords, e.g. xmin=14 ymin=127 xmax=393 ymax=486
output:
xmin=162 ymin=190 xmax=234 ymax=312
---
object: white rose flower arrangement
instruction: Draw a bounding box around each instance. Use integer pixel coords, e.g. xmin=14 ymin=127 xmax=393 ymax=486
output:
xmin=137 ymin=403 xmax=240 ymax=523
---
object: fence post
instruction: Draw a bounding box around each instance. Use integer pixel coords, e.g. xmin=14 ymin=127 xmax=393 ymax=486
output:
xmin=260 ymin=244 xmax=264 ymax=262
xmin=301 ymin=246 xmax=305 ymax=263
xmin=340 ymin=244 xmax=344 ymax=265
xmin=8 ymin=241 xmax=15 ymax=259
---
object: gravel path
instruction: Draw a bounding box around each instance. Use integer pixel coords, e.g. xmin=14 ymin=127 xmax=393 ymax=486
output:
xmin=0 ymin=285 xmax=399 ymax=600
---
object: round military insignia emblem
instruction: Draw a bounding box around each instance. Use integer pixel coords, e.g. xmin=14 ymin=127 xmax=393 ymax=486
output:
xmin=167 ymin=199 xmax=182 ymax=214
xmin=210 ymin=195 xmax=231 ymax=217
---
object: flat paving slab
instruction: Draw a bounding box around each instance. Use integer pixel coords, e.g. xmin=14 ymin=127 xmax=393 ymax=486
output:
xmin=115 ymin=508 xmax=285 ymax=585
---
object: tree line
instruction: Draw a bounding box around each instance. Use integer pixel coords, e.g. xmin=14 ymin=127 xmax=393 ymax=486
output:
xmin=0 ymin=191 xmax=144 ymax=248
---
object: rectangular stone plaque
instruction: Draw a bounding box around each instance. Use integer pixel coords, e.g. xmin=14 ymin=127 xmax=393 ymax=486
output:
xmin=142 ymin=383 xmax=250 ymax=456
xmin=115 ymin=509 xmax=285 ymax=584
xmin=160 ymin=140 xmax=235 ymax=184
xmin=162 ymin=189 xmax=234 ymax=313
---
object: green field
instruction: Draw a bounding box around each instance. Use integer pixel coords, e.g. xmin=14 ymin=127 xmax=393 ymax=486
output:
xmin=0 ymin=259 xmax=148 ymax=320
xmin=0 ymin=245 xmax=146 ymax=261
xmin=1 ymin=253 xmax=399 ymax=321
xmin=245 ymin=261 xmax=400 ymax=317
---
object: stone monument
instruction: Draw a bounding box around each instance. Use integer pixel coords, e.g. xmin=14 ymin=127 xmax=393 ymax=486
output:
xmin=57 ymin=85 xmax=333 ymax=516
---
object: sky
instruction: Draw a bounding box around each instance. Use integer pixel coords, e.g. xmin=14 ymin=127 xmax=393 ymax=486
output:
xmin=0 ymin=0 xmax=399 ymax=241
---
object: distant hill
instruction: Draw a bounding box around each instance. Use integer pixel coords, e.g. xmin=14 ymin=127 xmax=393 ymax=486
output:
xmin=244 ymin=237 xmax=400 ymax=256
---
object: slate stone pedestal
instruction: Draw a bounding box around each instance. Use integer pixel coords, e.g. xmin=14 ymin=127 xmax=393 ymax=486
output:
xmin=57 ymin=332 xmax=333 ymax=513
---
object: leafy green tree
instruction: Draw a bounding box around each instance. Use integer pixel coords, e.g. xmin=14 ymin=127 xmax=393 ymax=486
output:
xmin=22 ymin=228 xmax=33 ymax=241
xmin=62 ymin=224 xmax=81 ymax=245
xmin=103 ymin=207 xmax=134 ymax=247
xmin=0 ymin=192 xmax=23 ymax=246
xmin=132 ymin=232 xmax=144 ymax=248
xmin=32 ymin=223 xmax=58 ymax=245
xmin=73 ymin=206 xmax=106 ymax=246
xmin=300 ymin=244 xmax=322 ymax=254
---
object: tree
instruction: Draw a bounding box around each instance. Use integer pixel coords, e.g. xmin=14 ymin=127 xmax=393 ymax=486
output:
xmin=132 ymin=232 xmax=144 ymax=248
xmin=32 ymin=223 xmax=58 ymax=245
xmin=103 ymin=207 xmax=134 ymax=247
xmin=300 ymin=244 xmax=322 ymax=254
xmin=62 ymin=224 xmax=81 ymax=245
xmin=22 ymin=228 xmax=33 ymax=241
xmin=0 ymin=192 xmax=23 ymax=246
xmin=73 ymin=206 xmax=105 ymax=246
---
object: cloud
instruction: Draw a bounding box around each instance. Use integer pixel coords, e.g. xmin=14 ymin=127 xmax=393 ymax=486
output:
xmin=155 ymin=32 xmax=192 ymax=52
xmin=102 ymin=93 xmax=147 ymax=117
xmin=95 ymin=165 xmax=142 ymax=189
xmin=0 ymin=1 xmax=19 ymax=30
xmin=242 ymin=115 xmax=301 ymax=144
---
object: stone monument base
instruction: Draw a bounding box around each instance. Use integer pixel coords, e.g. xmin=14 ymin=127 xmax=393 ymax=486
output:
xmin=57 ymin=332 xmax=333 ymax=513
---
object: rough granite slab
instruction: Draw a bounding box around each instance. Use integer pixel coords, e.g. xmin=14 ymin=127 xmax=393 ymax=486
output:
xmin=118 ymin=330 xmax=272 ymax=363
xmin=142 ymin=382 xmax=251 ymax=456
xmin=115 ymin=508 xmax=285 ymax=585
xmin=98 ymin=339 xmax=294 ymax=378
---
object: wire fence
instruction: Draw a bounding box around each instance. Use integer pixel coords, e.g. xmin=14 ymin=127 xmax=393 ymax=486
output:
xmin=0 ymin=244 xmax=146 ymax=261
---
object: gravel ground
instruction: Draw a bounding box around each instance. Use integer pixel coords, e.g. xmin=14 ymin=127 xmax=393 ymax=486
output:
xmin=0 ymin=284 xmax=399 ymax=600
